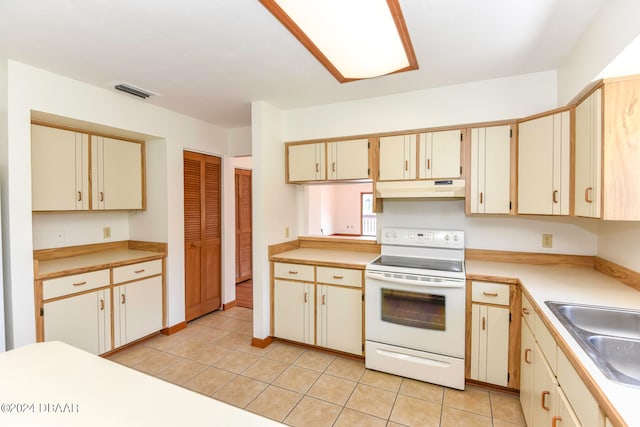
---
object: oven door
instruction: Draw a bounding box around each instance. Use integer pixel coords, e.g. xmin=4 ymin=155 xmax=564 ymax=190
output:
xmin=365 ymin=270 xmax=466 ymax=358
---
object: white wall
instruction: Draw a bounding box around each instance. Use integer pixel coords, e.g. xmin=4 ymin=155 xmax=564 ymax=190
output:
xmin=32 ymin=212 xmax=130 ymax=249
xmin=0 ymin=59 xmax=7 ymax=351
xmin=228 ymin=126 xmax=252 ymax=157
xmin=597 ymin=222 xmax=640 ymax=272
xmin=2 ymin=61 xmax=229 ymax=349
xmin=557 ymin=0 xmax=640 ymax=104
xmin=251 ymin=101 xmax=297 ymax=339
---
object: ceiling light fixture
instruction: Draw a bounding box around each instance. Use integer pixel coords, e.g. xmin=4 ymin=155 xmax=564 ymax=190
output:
xmin=259 ymin=0 xmax=418 ymax=83
xmin=114 ymin=83 xmax=153 ymax=99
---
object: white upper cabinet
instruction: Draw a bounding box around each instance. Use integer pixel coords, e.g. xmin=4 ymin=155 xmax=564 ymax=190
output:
xmin=574 ymin=88 xmax=602 ymax=218
xmin=91 ymin=136 xmax=144 ymax=210
xmin=517 ymin=110 xmax=571 ymax=215
xmin=287 ymin=142 xmax=325 ymax=182
xmin=378 ymin=134 xmax=416 ymax=181
xmin=418 ymin=130 xmax=462 ymax=179
xmin=327 ymin=139 xmax=370 ymax=180
xmin=31 ymin=124 xmax=89 ymax=211
xmin=469 ymin=125 xmax=512 ymax=214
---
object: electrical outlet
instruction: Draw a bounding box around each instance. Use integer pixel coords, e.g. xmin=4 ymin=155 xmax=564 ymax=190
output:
xmin=55 ymin=231 xmax=65 ymax=243
xmin=542 ymin=233 xmax=553 ymax=248
xmin=103 ymin=227 xmax=111 ymax=239
xmin=285 ymin=227 xmax=290 ymax=238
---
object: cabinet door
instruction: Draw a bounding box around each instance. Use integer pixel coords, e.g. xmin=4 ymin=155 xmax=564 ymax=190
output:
xmin=31 ymin=124 xmax=89 ymax=211
xmin=43 ymin=289 xmax=111 ymax=355
xmin=317 ymin=285 xmax=362 ymax=355
xmin=114 ymin=277 xmax=163 ymax=348
xmin=419 ymin=130 xmax=461 ymax=179
xmin=288 ymin=143 xmax=325 ymax=182
xmin=518 ymin=112 xmax=570 ymax=215
xmin=328 ymin=139 xmax=369 ymax=180
xmin=470 ymin=304 xmax=509 ymax=386
xmin=555 ymin=387 xmax=582 ymax=427
xmin=574 ymin=88 xmax=602 ymax=218
xmin=379 ymin=135 xmax=416 ymax=180
xmin=532 ymin=343 xmax=558 ymax=427
xmin=273 ymin=280 xmax=314 ymax=344
xmin=92 ymin=136 xmax=143 ymax=210
xmin=520 ymin=321 xmax=535 ymax=427
xmin=470 ymin=126 xmax=511 ymax=214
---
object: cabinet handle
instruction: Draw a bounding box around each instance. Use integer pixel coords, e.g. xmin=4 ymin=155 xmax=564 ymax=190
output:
xmin=303 ymin=292 xmax=307 ymax=303
xmin=522 ymin=307 xmax=530 ymax=315
xmin=427 ymin=158 xmax=431 ymax=170
xmin=541 ymin=391 xmax=550 ymax=411
xmin=524 ymin=348 xmax=532 ymax=364
xmin=315 ymin=163 xmax=319 ymax=173
xmin=100 ymin=191 xmax=104 ymax=202
xmin=332 ymin=275 xmax=343 ymax=279
xmin=77 ymin=191 xmax=82 ymax=202
xmin=73 ymin=281 xmax=87 ymax=287
xmin=482 ymin=317 xmax=486 ymax=330
xmin=322 ymin=295 xmax=326 ymax=305
xmin=405 ymin=160 xmax=409 ymax=171
xmin=585 ymin=187 xmax=593 ymax=203
xmin=288 ymin=270 xmax=298 ymax=275
xmin=480 ymin=192 xmax=483 ymax=204
xmin=121 ymin=294 xmax=126 ymax=304
xmin=552 ymin=416 xmax=562 ymax=427
xmin=482 ymin=291 xmax=498 ymax=297
xmin=332 ymin=162 xmax=336 ymax=172
xmin=99 ymin=299 xmax=104 ymax=310
xmin=552 ymin=190 xmax=558 ymax=204
xmin=134 ymin=269 xmax=145 ymax=274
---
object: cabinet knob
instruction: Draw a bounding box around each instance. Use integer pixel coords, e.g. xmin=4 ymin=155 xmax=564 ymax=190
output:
xmin=72 ymin=281 xmax=87 ymax=287
xmin=482 ymin=317 xmax=486 ymax=330
xmin=322 ymin=295 xmax=326 ymax=305
xmin=121 ymin=294 xmax=126 ymax=304
xmin=585 ymin=187 xmax=593 ymax=203
xmin=99 ymin=299 xmax=104 ymax=311
xmin=288 ymin=270 xmax=298 ymax=275
xmin=303 ymin=292 xmax=307 ymax=303
xmin=315 ymin=163 xmax=319 ymax=173
xmin=134 ymin=269 xmax=145 ymax=274
xmin=332 ymin=275 xmax=344 ymax=280
xmin=479 ymin=192 xmax=483 ymax=204
xmin=77 ymin=191 xmax=82 ymax=202
xmin=99 ymin=191 xmax=104 ymax=202
xmin=427 ymin=158 xmax=431 ymax=170
xmin=552 ymin=416 xmax=562 ymax=427
xmin=332 ymin=162 xmax=336 ymax=172
xmin=524 ymin=348 xmax=532 ymax=364
xmin=552 ymin=190 xmax=558 ymax=204
xmin=522 ymin=307 xmax=530 ymax=315
xmin=541 ymin=391 xmax=550 ymax=411
xmin=482 ymin=291 xmax=498 ymax=297
xmin=405 ymin=160 xmax=409 ymax=171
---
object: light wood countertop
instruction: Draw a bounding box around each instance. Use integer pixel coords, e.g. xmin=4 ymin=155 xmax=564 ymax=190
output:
xmin=270 ymin=248 xmax=380 ymax=269
xmin=467 ymin=260 xmax=640 ymax=427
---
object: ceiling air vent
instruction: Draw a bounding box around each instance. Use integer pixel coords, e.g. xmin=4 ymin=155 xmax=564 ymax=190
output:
xmin=114 ymin=83 xmax=153 ymax=99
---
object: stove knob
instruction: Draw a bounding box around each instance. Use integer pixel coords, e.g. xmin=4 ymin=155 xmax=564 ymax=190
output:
xmin=453 ymin=235 xmax=459 ymax=241
xmin=445 ymin=234 xmax=450 ymax=241
xmin=392 ymin=232 xmax=398 ymax=238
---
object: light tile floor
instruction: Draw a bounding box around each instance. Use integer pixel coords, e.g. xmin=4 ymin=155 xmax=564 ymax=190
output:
xmin=109 ymin=307 xmax=526 ymax=427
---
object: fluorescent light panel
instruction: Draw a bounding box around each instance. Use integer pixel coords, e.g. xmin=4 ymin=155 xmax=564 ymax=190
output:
xmin=260 ymin=0 xmax=418 ymax=82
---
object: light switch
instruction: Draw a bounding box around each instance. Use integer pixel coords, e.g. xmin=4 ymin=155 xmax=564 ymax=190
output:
xmin=103 ymin=227 xmax=111 ymax=239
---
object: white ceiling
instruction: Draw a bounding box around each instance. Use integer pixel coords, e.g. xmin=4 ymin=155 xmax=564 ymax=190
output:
xmin=0 ymin=0 xmax=606 ymax=128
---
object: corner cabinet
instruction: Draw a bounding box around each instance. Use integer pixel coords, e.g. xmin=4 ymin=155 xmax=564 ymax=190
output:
xmin=272 ymin=261 xmax=363 ymax=356
xmin=574 ymin=88 xmax=602 ymax=218
xmin=467 ymin=281 xmax=519 ymax=388
xmin=517 ymin=110 xmax=571 ymax=215
xmin=468 ymin=125 xmax=513 ymax=214
xmin=31 ymin=123 xmax=145 ymax=211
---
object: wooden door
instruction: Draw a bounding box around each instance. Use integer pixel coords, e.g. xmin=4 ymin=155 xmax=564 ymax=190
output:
xmin=235 ymin=168 xmax=252 ymax=283
xmin=184 ymin=151 xmax=221 ymax=321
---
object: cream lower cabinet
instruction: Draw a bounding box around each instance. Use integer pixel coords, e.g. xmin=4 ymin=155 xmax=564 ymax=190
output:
xmin=43 ymin=289 xmax=111 ymax=355
xmin=469 ymin=281 xmax=511 ymax=387
xmin=114 ymin=276 xmax=163 ymax=347
xmin=273 ymin=262 xmax=363 ymax=355
xmin=273 ymin=279 xmax=315 ymax=344
xmin=520 ymin=294 xmax=604 ymax=427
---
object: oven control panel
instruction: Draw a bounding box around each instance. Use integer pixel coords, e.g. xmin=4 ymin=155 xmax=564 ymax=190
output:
xmin=381 ymin=228 xmax=464 ymax=248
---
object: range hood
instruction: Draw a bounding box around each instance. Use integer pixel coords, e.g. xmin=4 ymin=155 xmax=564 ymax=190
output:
xmin=375 ymin=179 xmax=466 ymax=199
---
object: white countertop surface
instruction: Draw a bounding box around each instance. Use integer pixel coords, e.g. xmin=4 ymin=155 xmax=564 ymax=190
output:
xmin=0 ymin=342 xmax=282 ymax=427
xmin=270 ymin=248 xmax=380 ymax=268
xmin=467 ymin=260 xmax=640 ymax=427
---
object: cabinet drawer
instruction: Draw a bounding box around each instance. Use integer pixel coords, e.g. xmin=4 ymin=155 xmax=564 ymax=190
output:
xmin=113 ymin=259 xmax=162 ymax=284
xmin=273 ymin=262 xmax=314 ymax=282
xmin=43 ymin=269 xmax=110 ymax=300
xmin=316 ymin=267 xmax=362 ymax=287
xmin=471 ymin=282 xmax=510 ymax=305
xmin=521 ymin=293 xmax=535 ymax=329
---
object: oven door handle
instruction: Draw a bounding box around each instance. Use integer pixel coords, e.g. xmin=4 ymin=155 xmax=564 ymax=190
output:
xmin=365 ymin=271 xmax=465 ymax=288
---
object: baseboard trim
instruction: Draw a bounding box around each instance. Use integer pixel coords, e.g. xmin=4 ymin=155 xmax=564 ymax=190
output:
xmin=251 ymin=336 xmax=273 ymax=348
xmin=161 ymin=321 xmax=187 ymax=335
xmin=223 ymin=300 xmax=237 ymax=310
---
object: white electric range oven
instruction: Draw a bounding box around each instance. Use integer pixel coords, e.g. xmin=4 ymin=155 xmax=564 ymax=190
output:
xmin=365 ymin=228 xmax=466 ymax=390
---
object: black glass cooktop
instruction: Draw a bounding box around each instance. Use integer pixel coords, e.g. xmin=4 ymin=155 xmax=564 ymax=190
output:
xmin=372 ymin=255 xmax=463 ymax=273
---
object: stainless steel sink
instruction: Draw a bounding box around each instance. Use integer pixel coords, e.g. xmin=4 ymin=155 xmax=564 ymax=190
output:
xmin=546 ymin=301 xmax=640 ymax=387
